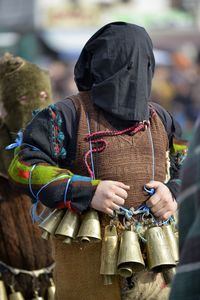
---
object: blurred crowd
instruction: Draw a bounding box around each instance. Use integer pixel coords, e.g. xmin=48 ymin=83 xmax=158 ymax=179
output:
xmin=47 ymin=48 xmax=200 ymax=141
xmin=151 ymin=49 xmax=200 ymax=140
xmin=48 ymin=60 xmax=77 ymax=101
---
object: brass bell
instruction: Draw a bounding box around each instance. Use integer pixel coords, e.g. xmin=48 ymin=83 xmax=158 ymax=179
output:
xmin=39 ymin=209 xmax=65 ymax=240
xmin=0 ymin=279 xmax=8 ymax=300
xmin=38 ymin=207 xmax=54 ymax=224
xmin=32 ymin=291 xmax=44 ymax=300
xmin=77 ymin=210 xmax=101 ymax=242
xmin=162 ymin=224 xmax=179 ymax=263
xmin=117 ymin=230 xmax=145 ymax=278
xmin=55 ymin=210 xmax=80 ymax=244
xmin=100 ymin=225 xmax=119 ymax=285
xmin=145 ymin=226 xmax=176 ymax=272
xmin=9 ymin=289 xmax=25 ymax=300
xmin=162 ymin=267 xmax=176 ymax=285
xmin=47 ymin=278 xmax=55 ymax=300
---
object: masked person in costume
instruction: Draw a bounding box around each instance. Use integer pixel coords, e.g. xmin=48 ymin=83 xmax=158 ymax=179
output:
xmin=8 ymin=23 xmax=185 ymax=300
xmin=0 ymin=53 xmax=55 ymax=299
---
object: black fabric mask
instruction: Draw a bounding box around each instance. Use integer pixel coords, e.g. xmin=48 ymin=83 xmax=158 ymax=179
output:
xmin=74 ymin=22 xmax=155 ymax=121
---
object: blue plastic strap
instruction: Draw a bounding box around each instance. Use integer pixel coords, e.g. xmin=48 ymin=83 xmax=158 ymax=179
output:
xmin=63 ymin=178 xmax=72 ymax=207
xmin=5 ymin=130 xmax=23 ymax=150
xmin=144 ymin=186 xmax=155 ymax=196
xmin=30 ymin=201 xmax=41 ymax=223
xmin=135 ymin=204 xmax=150 ymax=215
xmin=23 ymin=143 xmax=40 ymax=151
xmin=35 ymin=174 xmax=68 ymax=200
xmin=118 ymin=206 xmax=133 ymax=220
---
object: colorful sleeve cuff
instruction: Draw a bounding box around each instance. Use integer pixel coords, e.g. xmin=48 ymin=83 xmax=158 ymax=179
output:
xmin=55 ymin=178 xmax=101 ymax=213
xmin=8 ymin=152 xmax=101 ymax=213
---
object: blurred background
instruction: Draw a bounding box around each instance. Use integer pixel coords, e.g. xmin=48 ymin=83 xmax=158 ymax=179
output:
xmin=1 ymin=0 xmax=200 ymax=140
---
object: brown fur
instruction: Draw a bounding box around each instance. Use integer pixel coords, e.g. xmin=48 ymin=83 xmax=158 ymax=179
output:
xmin=0 ymin=175 xmax=54 ymax=299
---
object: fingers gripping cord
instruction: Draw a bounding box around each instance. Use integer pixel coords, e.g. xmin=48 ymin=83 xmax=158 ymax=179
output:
xmin=114 ymin=187 xmax=173 ymax=226
xmin=84 ymin=115 xmax=172 ymax=226
xmin=84 ymin=115 xmax=158 ymax=221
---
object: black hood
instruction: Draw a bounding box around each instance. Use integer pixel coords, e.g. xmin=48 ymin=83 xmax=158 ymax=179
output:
xmin=74 ymin=22 xmax=155 ymax=121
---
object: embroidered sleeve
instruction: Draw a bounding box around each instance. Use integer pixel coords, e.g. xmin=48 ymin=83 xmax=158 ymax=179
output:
xmin=8 ymin=105 xmax=100 ymax=213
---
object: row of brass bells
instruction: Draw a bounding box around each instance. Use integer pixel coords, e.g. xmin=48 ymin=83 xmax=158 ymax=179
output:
xmin=100 ymin=223 xmax=178 ymax=284
xmin=39 ymin=208 xmax=101 ymax=243
xmin=100 ymin=227 xmax=145 ymax=284
xmin=39 ymin=209 xmax=65 ymax=240
xmin=0 ymin=277 xmax=55 ymax=300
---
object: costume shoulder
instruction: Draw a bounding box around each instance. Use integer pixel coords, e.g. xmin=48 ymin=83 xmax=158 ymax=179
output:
xmin=150 ymin=101 xmax=182 ymax=145
xmin=56 ymin=97 xmax=77 ymax=114
xmin=55 ymin=97 xmax=78 ymax=140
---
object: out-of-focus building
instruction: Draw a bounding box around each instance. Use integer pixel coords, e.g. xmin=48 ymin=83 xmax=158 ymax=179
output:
xmin=0 ymin=0 xmax=198 ymax=60
xmin=0 ymin=0 xmax=200 ymax=132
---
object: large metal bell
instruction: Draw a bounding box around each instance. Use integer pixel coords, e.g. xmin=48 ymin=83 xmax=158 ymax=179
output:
xmin=55 ymin=210 xmax=80 ymax=244
xmin=145 ymin=226 xmax=176 ymax=272
xmin=100 ymin=225 xmax=119 ymax=285
xmin=162 ymin=224 xmax=179 ymax=263
xmin=77 ymin=210 xmax=101 ymax=242
xmin=117 ymin=230 xmax=145 ymax=278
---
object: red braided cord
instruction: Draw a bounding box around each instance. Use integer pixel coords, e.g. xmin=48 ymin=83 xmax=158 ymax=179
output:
xmin=84 ymin=122 xmax=146 ymax=177
xmin=84 ymin=139 xmax=108 ymax=178
xmin=85 ymin=122 xmax=145 ymax=141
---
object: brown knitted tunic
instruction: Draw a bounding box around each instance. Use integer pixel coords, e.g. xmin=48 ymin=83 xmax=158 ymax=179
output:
xmin=71 ymin=91 xmax=168 ymax=208
xmin=53 ymin=92 xmax=168 ymax=300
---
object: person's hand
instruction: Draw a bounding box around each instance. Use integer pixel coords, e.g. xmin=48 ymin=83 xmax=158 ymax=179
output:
xmin=145 ymin=181 xmax=177 ymax=220
xmin=90 ymin=180 xmax=130 ymax=215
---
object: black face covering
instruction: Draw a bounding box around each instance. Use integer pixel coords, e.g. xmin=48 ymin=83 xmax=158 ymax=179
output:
xmin=74 ymin=22 xmax=155 ymax=121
